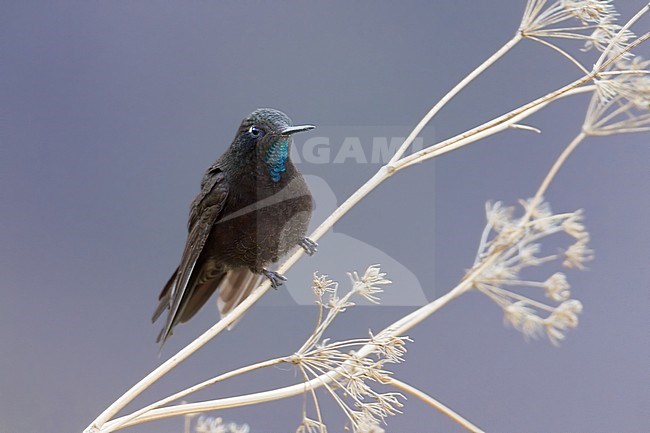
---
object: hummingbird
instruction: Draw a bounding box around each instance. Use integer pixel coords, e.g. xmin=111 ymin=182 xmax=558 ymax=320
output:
xmin=152 ymin=108 xmax=317 ymax=345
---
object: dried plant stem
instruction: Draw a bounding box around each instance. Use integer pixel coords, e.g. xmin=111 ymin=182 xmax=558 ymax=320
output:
xmin=388 ymin=378 xmax=485 ymax=433
xmin=183 ymin=414 xmax=191 ymax=433
xmin=525 ymin=35 xmax=589 ymax=73
xmin=300 ymin=366 xmax=325 ymax=430
xmin=526 ymin=132 xmax=587 ymax=217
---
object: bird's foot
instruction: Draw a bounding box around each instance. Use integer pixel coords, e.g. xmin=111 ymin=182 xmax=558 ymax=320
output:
xmin=300 ymin=237 xmax=318 ymax=256
xmin=262 ymin=268 xmax=287 ymax=289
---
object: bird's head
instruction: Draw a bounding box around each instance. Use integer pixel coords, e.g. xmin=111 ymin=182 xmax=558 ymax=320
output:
xmin=232 ymin=108 xmax=315 ymax=182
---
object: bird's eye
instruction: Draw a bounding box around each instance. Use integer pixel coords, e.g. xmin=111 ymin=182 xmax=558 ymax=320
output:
xmin=249 ymin=126 xmax=264 ymax=138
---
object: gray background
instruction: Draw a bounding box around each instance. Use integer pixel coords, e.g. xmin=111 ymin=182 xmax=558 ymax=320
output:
xmin=1 ymin=1 xmax=648 ymax=433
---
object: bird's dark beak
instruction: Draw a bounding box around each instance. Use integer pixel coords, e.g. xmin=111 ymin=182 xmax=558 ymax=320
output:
xmin=281 ymin=124 xmax=315 ymax=136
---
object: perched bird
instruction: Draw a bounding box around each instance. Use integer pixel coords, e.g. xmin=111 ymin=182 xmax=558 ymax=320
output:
xmin=153 ymin=108 xmax=317 ymax=345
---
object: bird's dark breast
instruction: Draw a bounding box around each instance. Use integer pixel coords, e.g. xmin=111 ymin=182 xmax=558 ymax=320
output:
xmin=206 ymin=168 xmax=312 ymax=271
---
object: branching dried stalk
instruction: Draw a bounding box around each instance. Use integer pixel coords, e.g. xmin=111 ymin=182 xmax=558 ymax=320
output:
xmin=109 ymin=266 xmax=414 ymax=433
xmin=85 ymin=2 xmax=650 ymax=432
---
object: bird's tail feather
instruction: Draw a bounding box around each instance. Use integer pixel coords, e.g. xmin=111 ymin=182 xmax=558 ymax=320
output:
xmin=153 ymin=264 xmax=225 ymax=344
xmin=152 ymin=268 xmax=177 ymax=324
xmin=217 ymin=268 xmax=263 ymax=330
xmin=178 ymin=270 xmax=225 ymax=324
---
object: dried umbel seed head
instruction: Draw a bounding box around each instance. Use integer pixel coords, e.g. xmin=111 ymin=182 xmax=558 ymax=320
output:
xmin=473 ymin=199 xmax=590 ymax=345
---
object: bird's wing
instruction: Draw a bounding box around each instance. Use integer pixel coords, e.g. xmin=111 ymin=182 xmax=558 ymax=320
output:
xmin=177 ymin=261 xmax=225 ymax=324
xmin=155 ymin=167 xmax=228 ymax=344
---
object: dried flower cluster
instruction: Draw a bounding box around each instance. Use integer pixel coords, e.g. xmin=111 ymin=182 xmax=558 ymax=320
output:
xmin=585 ymin=56 xmax=650 ymax=135
xmin=470 ymin=199 xmax=592 ymax=345
xmin=520 ymin=0 xmax=631 ymax=56
xmin=190 ymin=415 xmax=249 ymax=433
xmin=519 ymin=1 xmax=650 ymax=135
xmin=291 ymin=266 xmax=408 ymax=433
xmin=356 ymin=420 xmax=387 ymax=433
xmin=348 ymin=266 xmax=393 ymax=304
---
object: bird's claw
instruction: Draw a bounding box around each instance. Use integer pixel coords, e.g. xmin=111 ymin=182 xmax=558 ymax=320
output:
xmin=300 ymin=237 xmax=318 ymax=256
xmin=262 ymin=269 xmax=287 ymax=289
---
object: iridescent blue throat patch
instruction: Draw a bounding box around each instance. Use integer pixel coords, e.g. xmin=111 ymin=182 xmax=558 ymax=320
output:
xmin=264 ymin=138 xmax=289 ymax=182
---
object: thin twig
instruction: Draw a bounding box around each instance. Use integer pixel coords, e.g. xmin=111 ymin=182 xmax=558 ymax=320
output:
xmin=388 ymin=378 xmax=486 ymax=433
xmin=525 ymin=132 xmax=587 ymax=219
xmin=526 ymin=35 xmax=590 ymax=74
